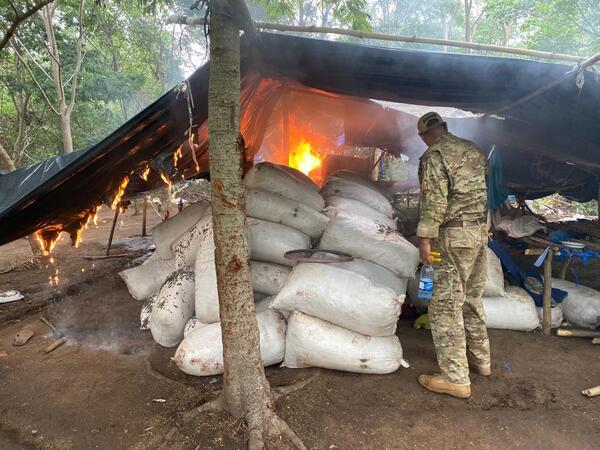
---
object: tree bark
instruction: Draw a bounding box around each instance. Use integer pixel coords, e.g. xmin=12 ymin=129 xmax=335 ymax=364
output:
xmin=0 ymin=142 xmax=16 ymax=172
xmin=208 ymin=0 xmax=274 ymax=419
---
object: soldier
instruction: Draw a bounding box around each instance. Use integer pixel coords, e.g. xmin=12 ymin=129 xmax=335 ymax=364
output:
xmin=415 ymin=112 xmax=491 ymax=399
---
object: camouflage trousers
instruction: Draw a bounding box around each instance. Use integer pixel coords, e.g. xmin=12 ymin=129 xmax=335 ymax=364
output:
xmin=429 ymin=224 xmax=491 ymax=385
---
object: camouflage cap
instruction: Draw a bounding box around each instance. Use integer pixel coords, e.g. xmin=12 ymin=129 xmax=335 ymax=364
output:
xmin=417 ymin=112 xmax=446 ymax=135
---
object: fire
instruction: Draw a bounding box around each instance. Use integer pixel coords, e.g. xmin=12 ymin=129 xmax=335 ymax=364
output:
xmin=111 ymin=176 xmax=129 ymax=210
xmin=173 ymin=145 xmax=183 ymax=167
xmin=35 ymin=230 xmax=61 ymax=255
xmin=289 ymin=140 xmax=322 ymax=177
xmin=140 ymin=165 xmax=151 ymax=181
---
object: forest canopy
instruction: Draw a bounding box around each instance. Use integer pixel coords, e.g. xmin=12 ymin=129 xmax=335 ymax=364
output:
xmin=0 ymin=0 xmax=598 ymax=172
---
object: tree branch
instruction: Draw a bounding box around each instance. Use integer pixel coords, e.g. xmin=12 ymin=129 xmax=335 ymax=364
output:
xmin=14 ymin=35 xmax=54 ymax=82
xmin=67 ymin=0 xmax=86 ymax=112
xmin=0 ymin=0 xmax=54 ymax=51
xmin=10 ymin=42 xmax=60 ymax=116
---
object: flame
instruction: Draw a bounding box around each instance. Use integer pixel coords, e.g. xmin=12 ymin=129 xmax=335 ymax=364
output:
xmin=173 ymin=145 xmax=183 ymax=168
xmin=289 ymin=140 xmax=322 ymax=177
xmin=74 ymin=226 xmax=84 ymax=248
xmin=140 ymin=165 xmax=151 ymax=181
xmin=111 ymin=176 xmax=129 ymax=209
xmin=35 ymin=230 xmax=61 ymax=255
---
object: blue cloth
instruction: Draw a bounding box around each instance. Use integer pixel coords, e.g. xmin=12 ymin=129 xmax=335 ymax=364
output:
xmin=487 ymin=146 xmax=508 ymax=211
xmin=488 ymin=240 xmax=568 ymax=307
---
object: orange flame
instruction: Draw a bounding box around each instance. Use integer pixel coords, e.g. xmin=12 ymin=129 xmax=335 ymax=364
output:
xmin=173 ymin=145 xmax=183 ymax=167
xmin=289 ymin=140 xmax=322 ymax=177
xmin=140 ymin=165 xmax=151 ymax=181
xmin=35 ymin=230 xmax=61 ymax=255
xmin=74 ymin=226 xmax=84 ymax=248
xmin=111 ymin=176 xmax=129 ymax=209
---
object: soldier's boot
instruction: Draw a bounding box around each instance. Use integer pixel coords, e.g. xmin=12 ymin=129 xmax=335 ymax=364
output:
xmin=468 ymin=360 xmax=491 ymax=376
xmin=418 ymin=373 xmax=471 ymax=399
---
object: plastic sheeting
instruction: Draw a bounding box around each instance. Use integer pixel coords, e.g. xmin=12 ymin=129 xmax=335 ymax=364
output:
xmin=1 ymin=32 xmax=600 ymax=246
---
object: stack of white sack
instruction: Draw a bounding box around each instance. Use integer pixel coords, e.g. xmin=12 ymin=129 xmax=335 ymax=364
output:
xmin=192 ymin=162 xmax=325 ymax=325
xmin=272 ymin=256 xmax=408 ymax=374
xmin=552 ymin=279 xmax=600 ymax=329
xmin=482 ymin=286 xmax=540 ymax=331
xmin=174 ymin=297 xmax=286 ymax=376
xmin=320 ymin=172 xmax=418 ymax=278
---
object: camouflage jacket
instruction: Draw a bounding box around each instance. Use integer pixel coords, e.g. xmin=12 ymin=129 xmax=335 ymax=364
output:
xmin=417 ymin=132 xmax=487 ymax=239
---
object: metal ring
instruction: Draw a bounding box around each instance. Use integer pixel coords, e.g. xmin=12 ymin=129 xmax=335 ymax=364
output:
xmin=284 ymin=249 xmax=354 ymax=263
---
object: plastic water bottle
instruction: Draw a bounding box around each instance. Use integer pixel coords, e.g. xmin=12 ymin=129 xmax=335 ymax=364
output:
xmin=418 ymin=264 xmax=434 ymax=301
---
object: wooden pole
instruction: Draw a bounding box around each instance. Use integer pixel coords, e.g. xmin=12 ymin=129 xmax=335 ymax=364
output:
xmin=542 ymin=248 xmax=554 ymax=336
xmin=142 ymin=197 xmax=148 ymax=237
xmin=582 ymin=385 xmax=600 ymax=398
xmin=165 ymin=15 xmax=590 ymax=64
xmin=557 ymin=328 xmax=600 ymax=338
xmin=282 ymin=89 xmax=290 ymax=164
xmin=106 ymin=206 xmax=120 ymax=256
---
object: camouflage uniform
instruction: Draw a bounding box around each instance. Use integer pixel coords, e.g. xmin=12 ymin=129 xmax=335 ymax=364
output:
xmin=417 ymin=132 xmax=491 ymax=385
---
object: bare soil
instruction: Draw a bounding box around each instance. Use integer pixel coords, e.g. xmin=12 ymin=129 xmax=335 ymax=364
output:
xmin=1 ymin=208 xmax=599 ymax=449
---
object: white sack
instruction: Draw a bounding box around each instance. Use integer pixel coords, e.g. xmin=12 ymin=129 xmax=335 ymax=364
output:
xmin=174 ymin=214 xmax=213 ymax=269
xmin=329 ymin=170 xmax=379 ymax=190
xmin=482 ymin=286 xmax=539 ymax=331
xmin=245 ymin=162 xmax=324 ymax=211
xmin=152 ymin=200 xmax=211 ymax=260
xmin=318 ymin=212 xmax=419 ymax=278
xmin=183 ymin=317 xmax=207 ymax=337
xmin=248 ymin=218 xmax=310 ymax=267
xmin=246 ymin=189 xmax=329 ymax=238
xmin=552 ymin=279 xmax=600 ymax=329
xmin=327 ymin=256 xmax=408 ymax=296
xmin=272 ymin=263 xmax=403 ymax=336
xmin=194 ymin=226 xmax=287 ymax=322
xmin=483 ymin=247 xmax=505 ymax=297
xmin=251 ymin=261 xmax=291 ymax=295
xmin=119 ymin=251 xmax=176 ymax=301
xmin=283 ymin=312 xmax=404 ymax=374
xmin=173 ymin=310 xmax=286 ymax=376
xmin=150 ymin=270 xmax=195 ymax=347
xmin=325 ymin=195 xmax=396 ymax=229
xmin=321 ymin=177 xmax=393 ymax=218
xmin=536 ymin=305 xmax=564 ymax=329
xmin=140 ymin=297 xmax=155 ymax=330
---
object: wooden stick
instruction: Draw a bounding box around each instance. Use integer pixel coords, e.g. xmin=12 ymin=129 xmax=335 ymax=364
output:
xmin=542 ymin=248 xmax=553 ymax=336
xmin=106 ymin=207 xmax=120 ymax=256
xmin=43 ymin=338 xmax=66 ymax=354
xmin=142 ymin=196 xmax=148 ymax=237
xmin=582 ymin=385 xmax=600 ymax=397
xmin=82 ymin=252 xmax=144 ymax=261
xmin=165 ymin=15 xmax=588 ymax=64
xmin=39 ymin=316 xmax=57 ymax=333
xmin=557 ymin=328 xmax=600 ymax=338
xmin=592 ymin=338 xmax=600 ymax=344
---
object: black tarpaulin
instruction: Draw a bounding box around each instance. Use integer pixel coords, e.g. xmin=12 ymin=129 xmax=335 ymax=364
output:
xmin=1 ymin=32 xmax=599 ymax=246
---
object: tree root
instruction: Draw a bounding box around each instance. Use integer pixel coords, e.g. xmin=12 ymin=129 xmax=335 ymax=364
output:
xmin=172 ymin=373 xmax=318 ymax=449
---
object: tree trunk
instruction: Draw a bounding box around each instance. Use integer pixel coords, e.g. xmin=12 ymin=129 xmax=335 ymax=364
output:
xmin=208 ymin=0 xmax=274 ymax=420
xmin=60 ymin=110 xmax=74 ymax=154
xmin=442 ymin=14 xmax=449 ymax=52
xmin=502 ymin=23 xmax=509 ymax=47
xmin=0 ymin=142 xmax=16 ymax=172
xmin=464 ymin=0 xmax=472 ymax=44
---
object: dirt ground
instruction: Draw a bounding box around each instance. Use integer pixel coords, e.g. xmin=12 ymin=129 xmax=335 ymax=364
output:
xmin=1 ymin=208 xmax=599 ymax=449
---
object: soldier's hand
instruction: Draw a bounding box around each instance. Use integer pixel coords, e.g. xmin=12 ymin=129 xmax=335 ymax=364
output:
xmin=419 ymin=238 xmax=433 ymax=264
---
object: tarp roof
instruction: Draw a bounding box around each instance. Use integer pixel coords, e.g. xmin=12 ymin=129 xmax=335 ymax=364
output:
xmin=1 ymin=32 xmax=599 ymax=246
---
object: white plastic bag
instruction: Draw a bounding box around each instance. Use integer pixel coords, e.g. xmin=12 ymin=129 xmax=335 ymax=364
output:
xmin=483 ymin=247 xmax=505 ymax=297
xmin=174 ymin=214 xmax=213 ymax=269
xmin=152 ymin=200 xmax=211 ymax=260
xmin=150 ymin=270 xmax=195 ymax=347
xmin=283 ymin=312 xmax=404 ymax=374
xmin=325 ymin=195 xmax=396 ymax=229
xmin=248 ymin=218 xmax=310 ymax=267
xmin=319 ymin=212 xmax=419 ymax=278
xmin=321 ymin=177 xmax=393 ymax=218
xmin=482 ymin=286 xmax=539 ymax=331
xmin=251 ymin=261 xmax=291 ymax=295
xmin=140 ymin=297 xmax=155 ymax=330
xmin=536 ymin=305 xmax=563 ymax=328
xmin=183 ymin=317 xmax=207 ymax=337
xmin=246 ymin=189 xmax=329 ymax=238
xmin=552 ymin=279 xmax=600 ymax=329
xmin=272 ymin=262 xmax=404 ymax=336
xmin=245 ymin=162 xmax=324 ymax=211
xmin=119 ymin=251 xmax=176 ymax=301
xmin=173 ymin=310 xmax=286 ymax=376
